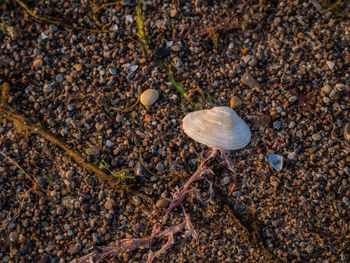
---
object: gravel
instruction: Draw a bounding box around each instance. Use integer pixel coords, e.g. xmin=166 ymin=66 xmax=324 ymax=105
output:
xmin=0 ymin=0 xmax=349 ymax=262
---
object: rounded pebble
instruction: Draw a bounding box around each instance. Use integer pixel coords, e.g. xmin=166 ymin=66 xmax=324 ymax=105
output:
xmin=140 ymin=89 xmax=159 ymax=107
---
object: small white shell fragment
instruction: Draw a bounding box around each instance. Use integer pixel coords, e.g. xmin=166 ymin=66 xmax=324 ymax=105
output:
xmin=126 ymin=15 xmax=133 ymax=23
xmin=126 ymin=65 xmax=138 ymax=74
xmin=228 ymin=42 xmax=234 ymax=50
xmin=166 ymin=40 xmax=174 ymax=47
xmin=140 ymin=89 xmax=159 ymax=106
xmin=182 ymin=106 xmax=251 ymax=150
xmin=40 ymin=32 xmax=48 ymax=40
xmin=267 ymin=154 xmax=283 ymax=171
xmin=111 ymin=24 xmax=118 ymax=31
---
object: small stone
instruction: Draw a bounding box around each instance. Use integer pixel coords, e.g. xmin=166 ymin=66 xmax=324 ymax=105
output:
xmin=344 ymin=167 xmax=350 ymax=176
xmin=140 ymin=89 xmax=159 ymax=107
xmin=156 ymin=163 xmax=164 ymax=171
xmin=68 ymin=244 xmax=81 ymax=255
xmin=249 ymin=57 xmax=258 ymax=66
xmin=9 ymin=232 xmax=19 ymax=243
xmin=312 ymin=134 xmax=321 ymax=141
xmin=335 ymin=83 xmax=345 ymax=90
xmin=171 ymin=44 xmax=181 ymax=52
xmin=221 ymin=176 xmax=231 ymax=185
xmin=74 ymin=64 xmax=82 ymax=72
xmin=288 ymin=96 xmax=298 ymax=103
xmin=85 ymin=146 xmax=100 ymax=156
xmin=49 ymin=24 xmax=58 ymax=33
xmin=321 ymin=85 xmax=332 ymax=94
xmin=56 ymin=74 xmax=64 ymax=83
xmin=106 ymin=140 xmax=112 ymax=147
xmin=43 ymin=83 xmax=53 ymax=93
xmin=273 ymin=121 xmax=281 ymax=130
xmin=232 ymin=191 xmax=242 ymax=198
xmin=109 ymin=68 xmax=116 ymax=75
xmin=154 ymin=47 xmax=170 ymax=59
xmin=156 ymin=199 xmax=169 ymax=209
xmin=323 ymin=97 xmax=331 ymax=104
xmin=172 ymin=57 xmax=183 ymax=70
xmin=132 ymin=195 xmax=141 ymax=205
xmin=170 ymin=9 xmax=177 ymax=17
xmin=125 ymin=15 xmax=133 ymax=23
xmin=104 ymin=198 xmax=115 ymax=210
xmin=126 ymin=65 xmax=138 ymax=74
xmin=327 ymin=61 xmax=335 ymax=70
xmin=287 ymin=152 xmax=297 ymax=160
xmin=166 ymin=40 xmax=174 ymax=47
xmin=306 ymin=244 xmax=314 ymax=254
xmin=230 ymin=96 xmax=242 ymax=109
xmin=33 ymin=58 xmax=43 ymax=68
xmin=242 ymin=55 xmax=251 ymax=64
xmin=242 ymin=47 xmax=250 ymax=55
xmin=241 ymin=72 xmax=259 ymax=89
xmin=270 ymin=181 xmax=279 ymax=187
xmin=92 ymin=233 xmax=99 ymax=243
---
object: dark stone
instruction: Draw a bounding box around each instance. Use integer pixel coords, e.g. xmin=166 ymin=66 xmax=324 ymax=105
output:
xmin=154 ymin=47 xmax=170 ymax=59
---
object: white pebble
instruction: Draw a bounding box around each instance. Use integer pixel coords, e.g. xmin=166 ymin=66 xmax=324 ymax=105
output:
xmin=327 ymin=61 xmax=335 ymax=70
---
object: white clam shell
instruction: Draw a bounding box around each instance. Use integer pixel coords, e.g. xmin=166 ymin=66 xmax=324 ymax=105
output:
xmin=183 ymin=106 xmax=251 ymax=150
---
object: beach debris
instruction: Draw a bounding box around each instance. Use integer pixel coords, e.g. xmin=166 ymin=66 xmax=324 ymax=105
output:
xmin=183 ymin=106 xmax=251 ymax=150
xmin=140 ymin=89 xmax=159 ymax=107
xmin=267 ymin=154 xmax=283 ymax=171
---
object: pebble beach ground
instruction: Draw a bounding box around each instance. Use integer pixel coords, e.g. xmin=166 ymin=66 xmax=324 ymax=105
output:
xmin=0 ymin=0 xmax=349 ymax=262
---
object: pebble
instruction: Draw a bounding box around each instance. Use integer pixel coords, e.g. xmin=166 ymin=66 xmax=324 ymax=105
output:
xmin=344 ymin=123 xmax=350 ymax=141
xmin=132 ymin=195 xmax=141 ymax=205
xmin=288 ymin=96 xmax=298 ymax=103
xmin=140 ymin=89 xmax=159 ymax=107
xmin=323 ymin=97 xmax=331 ymax=104
xmin=109 ymin=68 xmax=116 ymax=75
xmin=221 ymin=176 xmax=231 ymax=185
xmin=171 ymin=44 xmax=182 ymax=52
xmin=327 ymin=61 xmax=335 ymax=70
xmin=241 ymin=72 xmax=259 ymax=89
xmin=230 ymin=96 xmax=242 ymax=109
xmin=9 ymin=232 xmax=19 ymax=243
xmin=273 ymin=121 xmax=281 ymax=130
xmin=312 ymin=134 xmax=321 ymax=141
xmin=248 ymin=57 xmax=258 ymax=66
xmin=68 ymin=244 xmax=81 ymax=255
xmin=321 ymin=85 xmax=332 ymax=94
xmin=156 ymin=199 xmax=169 ymax=209
xmin=104 ymin=198 xmax=115 ymax=210
xmin=73 ymin=64 xmax=82 ymax=72
xmin=55 ymin=74 xmax=64 ymax=83
xmin=156 ymin=162 xmax=164 ymax=171
xmin=170 ymin=9 xmax=177 ymax=17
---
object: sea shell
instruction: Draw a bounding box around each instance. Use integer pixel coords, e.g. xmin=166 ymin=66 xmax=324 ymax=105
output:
xmin=267 ymin=154 xmax=283 ymax=171
xmin=182 ymin=106 xmax=251 ymax=150
xmin=140 ymin=89 xmax=159 ymax=106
